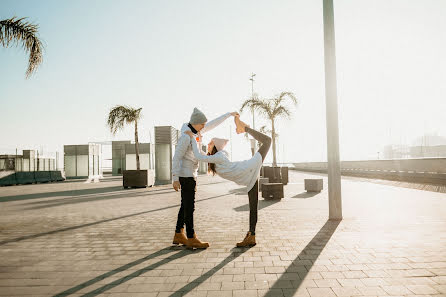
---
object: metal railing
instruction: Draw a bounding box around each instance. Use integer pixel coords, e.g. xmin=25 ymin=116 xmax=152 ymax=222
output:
xmin=292 ymin=158 xmax=446 ymax=185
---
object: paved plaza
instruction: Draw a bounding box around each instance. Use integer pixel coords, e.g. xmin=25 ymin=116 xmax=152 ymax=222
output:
xmin=0 ymin=171 xmax=445 ymax=297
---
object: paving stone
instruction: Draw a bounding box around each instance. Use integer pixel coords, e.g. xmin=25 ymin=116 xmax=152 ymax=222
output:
xmin=331 ymin=286 xmax=361 ymax=296
xmin=382 ymin=285 xmax=413 ymax=295
xmin=406 ymin=284 xmax=439 ymax=295
xmin=307 ymin=287 xmax=336 ymax=297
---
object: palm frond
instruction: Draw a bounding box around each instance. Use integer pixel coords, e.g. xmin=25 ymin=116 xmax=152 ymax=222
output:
xmin=107 ymin=105 xmax=143 ymax=135
xmin=0 ymin=17 xmax=44 ymax=78
xmin=273 ymin=106 xmax=292 ymax=118
xmin=259 ymin=125 xmax=271 ymax=134
xmin=240 ymin=98 xmax=260 ymax=113
xmin=278 ymin=91 xmax=297 ymax=105
xmin=259 ymin=125 xmax=279 ymax=138
xmin=242 ymin=98 xmax=274 ymax=119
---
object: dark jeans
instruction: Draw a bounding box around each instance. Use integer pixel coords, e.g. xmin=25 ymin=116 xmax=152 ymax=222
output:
xmin=175 ymin=177 xmax=196 ymax=238
xmin=245 ymin=127 xmax=271 ymax=234
xmin=247 ymin=180 xmax=259 ymax=234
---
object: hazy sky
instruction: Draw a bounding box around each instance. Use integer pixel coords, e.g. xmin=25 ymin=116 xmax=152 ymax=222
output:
xmin=1 ymin=0 xmax=445 ymax=163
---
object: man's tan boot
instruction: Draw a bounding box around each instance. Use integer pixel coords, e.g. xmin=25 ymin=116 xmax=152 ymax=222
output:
xmin=186 ymin=233 xmax=210 ymax=249
xmin=172 ymin=228 xmax=188 ymax=245
xmin=236 ymin=232 xmax=256 ymax=247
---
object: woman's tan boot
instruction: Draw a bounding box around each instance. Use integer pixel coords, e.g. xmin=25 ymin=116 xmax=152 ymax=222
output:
xmin=186 ymin=233 xmax=210 ymax=249
xmin=172 ymin=228 xmax=188 ymax=245
xmin=234 ymin=116 xmax=249 ymax=134
xmin=236 ymin=232 xmax=256 ymax=247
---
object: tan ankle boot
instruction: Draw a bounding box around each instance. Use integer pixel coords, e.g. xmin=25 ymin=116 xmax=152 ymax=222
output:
xmin=236 ymin=232 xmax=256 ymax=247
xmin=186 ymin=233 xmax=210 ymax=249
xmin=234 ymin=116 xmax=249 ymax=134
xmin=172 ymin=228 xmax=188 ymax=245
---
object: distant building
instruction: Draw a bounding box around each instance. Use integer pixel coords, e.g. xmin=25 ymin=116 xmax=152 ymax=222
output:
xmin=0 ymin=150 xmax=56 ymax=171
xmin=383 ymin=144 xmax=446 ymax=159
xmin=382 ymin=133 xmax=446 ymax=159
xmin=409 ymin=145 xmax=446 ymax=158
xmin=383 ymin=145 xmax=410 ymax=159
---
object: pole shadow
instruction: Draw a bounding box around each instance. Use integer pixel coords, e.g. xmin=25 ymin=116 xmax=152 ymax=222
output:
xmin=0 ymin=193 xmax=231 ymax=246
xmin=264 ymin=219 xmax=340 ymax=297
xmin=168 ymin=247 xmax=249 ymax=297
xmin=52 ymin=247 xmax=197 ymax=297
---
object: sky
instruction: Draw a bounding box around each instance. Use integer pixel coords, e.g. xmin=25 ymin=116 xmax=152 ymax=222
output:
xmin=1 ymin=0 xmax=445 ymax=164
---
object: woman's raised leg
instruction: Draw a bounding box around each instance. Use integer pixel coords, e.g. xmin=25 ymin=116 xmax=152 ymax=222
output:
xmin=234 ymin=116 xmax=271 ymax=161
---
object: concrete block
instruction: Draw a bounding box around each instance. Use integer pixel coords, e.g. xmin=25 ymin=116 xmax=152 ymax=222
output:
xmin=262 ymin=183 xmax=284 ymax=200
xmin=258 ymin=177 xmax=269 ymax=192
xmin=304 ymin=179 xmax=323 ymax=192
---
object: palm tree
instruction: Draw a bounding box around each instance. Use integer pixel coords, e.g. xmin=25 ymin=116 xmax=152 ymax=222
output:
xmin=107 ymin=106 xmax=143 ymax=170
xmin=241 ymin=92 xmax=297 ymax=166
xmin=0 ymin=17 xmax=43 ymax=78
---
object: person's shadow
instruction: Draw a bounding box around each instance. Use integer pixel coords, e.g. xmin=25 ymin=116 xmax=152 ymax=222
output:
xmin=52 ymin=247 xmax=197 ymax=297
xmin=263 ymin=220 xmax=341 ymax=297
xmin=167 ymin=247 xmax=250 ymax=297
xmin=53 ymin=246 xmax=251 ymax=297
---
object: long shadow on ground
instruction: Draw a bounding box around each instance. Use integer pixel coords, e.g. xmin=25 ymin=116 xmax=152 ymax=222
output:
xmin=264 ymin=220 xmax=340 ymax=297
xmin=168 ymin=248 xmax=249 ymax=297
xmin=0 ymin=186 xmax=128 ymax=202
xmin=23 ymin=188 xmax=175 ymax=210
xmin=233 ymin=199 xmax=280 ymax=211
xmin=0 ymin=193 xmax=231 ymax=246
xmin=52 ymin=247 xmax=197 ymax=297
xmin=26 ymin=180 xmax=230 ymax=209
xmin=1 ymin=179 xmax=229 ymax=203
xmin=292 ymin=192 xmax=320 ymax=199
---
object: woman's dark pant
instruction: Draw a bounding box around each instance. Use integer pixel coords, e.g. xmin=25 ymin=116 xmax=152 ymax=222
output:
xmin=175 ymin=177 xmax=196 ymax=238
xmin=245 ymin=127 xmax=271 ymax=234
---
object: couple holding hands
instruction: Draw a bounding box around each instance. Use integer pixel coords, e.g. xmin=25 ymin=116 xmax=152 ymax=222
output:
xmin=172 ymin=108 xmax=271 ymax=249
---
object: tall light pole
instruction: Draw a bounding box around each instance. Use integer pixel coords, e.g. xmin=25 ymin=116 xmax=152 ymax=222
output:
xmin=249 ymin=73 xmax=256 ymax=129
xmin=249 ymin=73 xmax=257 ymax=156
xmin=323 ymin=0 xmax=342 ymax=220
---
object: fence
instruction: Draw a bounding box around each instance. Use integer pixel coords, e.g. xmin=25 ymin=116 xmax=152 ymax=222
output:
xmin=293 ymin=158 xmax=446 ymax=185
xmin=0 ymin=151 xmax=58 ymax=172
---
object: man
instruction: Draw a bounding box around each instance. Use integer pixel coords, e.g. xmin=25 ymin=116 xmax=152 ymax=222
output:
xmin=172 ymin=108 xmax=238 ymax=249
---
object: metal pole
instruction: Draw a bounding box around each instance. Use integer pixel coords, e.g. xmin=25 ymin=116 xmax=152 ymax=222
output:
xmin=250 ymin=73 xmax=256 ymax=130
xmin=229 ymin=125 xmax=233 ymax=161
xmin=323 ymin=0 xmax=342 ymax=220
xmin=249 ymin=73 xmax=257 ymax=156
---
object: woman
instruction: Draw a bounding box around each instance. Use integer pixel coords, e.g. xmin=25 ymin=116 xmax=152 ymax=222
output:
xmin=185 ymin=116 xmax=271 ymax=247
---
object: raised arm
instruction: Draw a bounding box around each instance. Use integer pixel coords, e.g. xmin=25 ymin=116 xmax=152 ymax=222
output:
xmin=190 ymin=137 xmax=226 ymax=164
xmin=200 ymin=112 xmax=238 ymax=134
